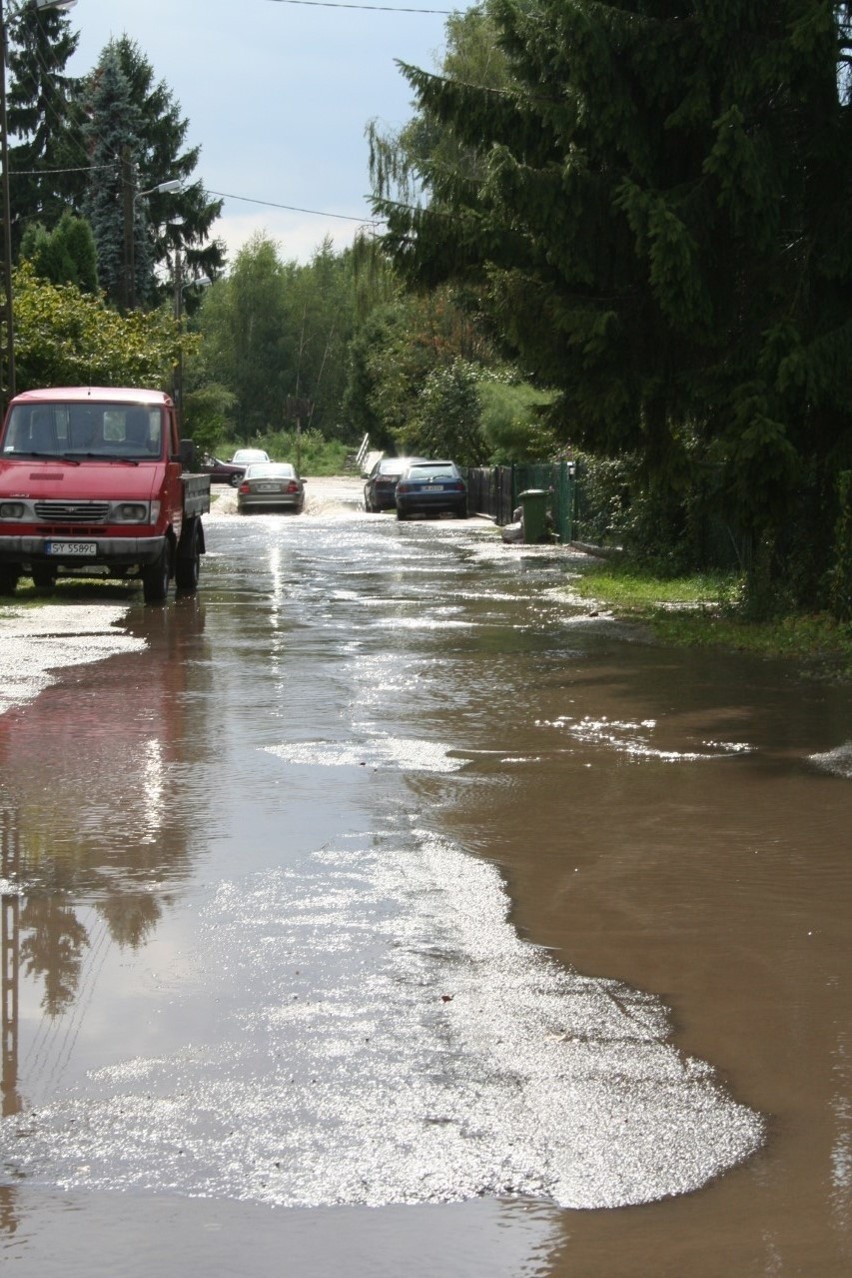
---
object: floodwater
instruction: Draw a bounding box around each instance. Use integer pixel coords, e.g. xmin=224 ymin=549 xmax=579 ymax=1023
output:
xmin=0 ymin=478 xmax=850 ymax=1276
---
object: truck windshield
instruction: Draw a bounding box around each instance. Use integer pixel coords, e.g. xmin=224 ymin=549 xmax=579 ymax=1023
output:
xmin=1 ymin=403 xmax=163 ymax=460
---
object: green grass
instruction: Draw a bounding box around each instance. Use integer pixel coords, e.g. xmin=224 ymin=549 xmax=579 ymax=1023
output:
xmin=569 ymin=559 xmax=852 ymax=680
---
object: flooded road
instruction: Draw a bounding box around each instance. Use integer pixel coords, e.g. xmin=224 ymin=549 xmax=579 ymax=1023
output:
xmin=1 ymin=478 xmax=850 ymax=1275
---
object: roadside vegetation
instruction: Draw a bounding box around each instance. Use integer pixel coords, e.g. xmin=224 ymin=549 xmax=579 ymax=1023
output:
xmin=207 ymin=429 xmax=351 ymax=477
xmin=569 ymin=558 xmax=852 ymax=681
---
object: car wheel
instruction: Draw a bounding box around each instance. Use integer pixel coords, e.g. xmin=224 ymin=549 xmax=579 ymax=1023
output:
xmin=142 ymin=543 xmax=171 ymax=604
xmin=31 ymin=564 xmax=56 ymax=589
xmin=175 ymin=521 xmax=200 ymax=592
xmin=396 ymin=507 xmax=408 ymax=521
xmin=0 ymin=567 xmax=20 ymax=595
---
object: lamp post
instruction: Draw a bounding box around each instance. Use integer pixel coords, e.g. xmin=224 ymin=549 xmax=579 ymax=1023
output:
xmin=172 ymin=249 xmax=209 ymax=425
xmin=0 ymin=0 xmax=78 ymax=408
xmin=123 ymin=173 xmax=182 ymax=311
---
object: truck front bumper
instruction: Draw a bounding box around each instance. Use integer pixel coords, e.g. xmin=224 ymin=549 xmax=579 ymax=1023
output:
xmin=0 ymin=533 xmax=167 ymax=568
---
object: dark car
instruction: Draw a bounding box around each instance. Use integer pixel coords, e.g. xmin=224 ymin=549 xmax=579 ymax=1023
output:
xmin=200 ymin=454 xmax=246 ymax=485
xmin=395 ymin=460 xmax=468 ymax=521
xmin=364 ymin=456 xmax=425 ymax=512
xmin=237 ymin=462 xmax=305 ymax=514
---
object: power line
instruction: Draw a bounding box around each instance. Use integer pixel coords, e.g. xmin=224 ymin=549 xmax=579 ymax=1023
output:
xmin=10 ymin=162 xmax=116 ymax=177
xmin=206 ymin=187 xmax=383 ymax=225
xmin=264 ymin=0 xmax=454 ymax=12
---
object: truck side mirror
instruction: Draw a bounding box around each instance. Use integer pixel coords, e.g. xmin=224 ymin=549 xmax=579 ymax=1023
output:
xmin=178 ymin=439 xmax=197 ymax=470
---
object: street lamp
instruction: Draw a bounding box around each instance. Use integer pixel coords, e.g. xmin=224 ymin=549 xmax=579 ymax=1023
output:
xmin=173 ymin=249 xmax=210 ymax=423
xmin=123 ymin=175 xmax=182 ymax=311
xmin=0 ymin=0 xmax=78 ymax=407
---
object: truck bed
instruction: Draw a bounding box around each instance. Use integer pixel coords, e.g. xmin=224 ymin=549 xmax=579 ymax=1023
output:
xmin=182 ymin=472 xmax=212 ymax=517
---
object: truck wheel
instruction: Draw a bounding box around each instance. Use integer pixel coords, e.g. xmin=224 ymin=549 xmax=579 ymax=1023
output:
xmin=175 ymin=522 xmax=200 ymax=592
xmin=0 ymin=567 xmax=19 ymax=595
xmin=142 ymin=543 xmax=171 ymax=604
xmin=31 ymin=565 xmax=56 ymax=589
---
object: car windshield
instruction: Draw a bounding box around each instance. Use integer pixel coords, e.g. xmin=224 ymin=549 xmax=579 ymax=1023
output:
xmin=2 ymin=402 xmax=162 ymax=459
xmin=244 ymin=463 xmax=296 ymax=478
xmin=405 ymin=464 xmax=457 ymax=480
xmin=232 ymin=449 xmax=268 ymax=464
xmin=376 ymin=457 xmax=422 ymax=476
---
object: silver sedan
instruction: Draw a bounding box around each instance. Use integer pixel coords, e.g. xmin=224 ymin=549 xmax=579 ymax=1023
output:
xmin=237 ymin=462 xmax=306 ymax=514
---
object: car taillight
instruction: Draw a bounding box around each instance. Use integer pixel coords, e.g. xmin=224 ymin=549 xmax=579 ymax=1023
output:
xmin=238 ymin=482 xmax=249 ymax=494
xmin=286 ymin=481 xmax=299 ymax=493
xmin=397 ymin=482 xmax=410 ymax=493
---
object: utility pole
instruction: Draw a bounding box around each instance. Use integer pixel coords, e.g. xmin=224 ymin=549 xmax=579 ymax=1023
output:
xmin=0 ymin=0 xmax=15 ymax=406
xmin=121 ymin=147 xmax=135 ymax=312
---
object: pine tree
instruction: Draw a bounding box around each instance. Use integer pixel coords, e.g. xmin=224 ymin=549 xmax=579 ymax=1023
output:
xmin=5 ymin=1 xmax=86 ymax=250
xmin=81 ymin=47 xmax=146 ymax=309
xmin=372 ymin=0 xmax=852 ymax=608
xmin=109 ymin=37 xmax=225 ymax=296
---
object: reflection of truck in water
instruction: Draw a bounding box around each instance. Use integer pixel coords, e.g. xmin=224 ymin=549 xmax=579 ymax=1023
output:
xmin=0 ymin=386 xmax=210 ymax=603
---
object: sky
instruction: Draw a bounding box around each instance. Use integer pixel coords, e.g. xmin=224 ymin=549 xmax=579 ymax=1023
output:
xmin=61 ymin=0 xmax=467 ymax=267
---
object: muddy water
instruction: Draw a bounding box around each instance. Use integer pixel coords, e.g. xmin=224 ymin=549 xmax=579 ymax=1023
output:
xmin=0 ymin=480 xmax=850 ymax=1276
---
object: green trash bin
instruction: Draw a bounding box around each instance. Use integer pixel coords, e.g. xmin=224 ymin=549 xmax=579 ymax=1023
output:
xmin=519 ymin=489 xmax=549 ymax=543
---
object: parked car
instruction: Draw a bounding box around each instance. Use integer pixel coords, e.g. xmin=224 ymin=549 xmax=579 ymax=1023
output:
xmin=200 ymin=454 xmax=246 ymax=485
xmin=364 ymin=456 xmax=425 ymax=512
xmin=231 ymin=447 xmax=271 ymax=468
xmin=237 ymin=462 xmax=305 ymax=514
xmin=395 ymin=460 xmax=468 ymax=520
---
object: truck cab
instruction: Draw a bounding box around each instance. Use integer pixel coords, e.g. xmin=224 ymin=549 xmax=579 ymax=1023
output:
xmin=0 ymin=386 xmax=210 ymax=603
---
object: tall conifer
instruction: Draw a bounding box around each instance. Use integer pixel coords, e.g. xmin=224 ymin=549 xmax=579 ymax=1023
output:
xmin=372 ymin=1 xmax=852 ymax=605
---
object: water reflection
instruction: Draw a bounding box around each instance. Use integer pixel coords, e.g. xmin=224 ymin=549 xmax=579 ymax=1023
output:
xmin=0 ymin=595 xmax=210 ymax=1130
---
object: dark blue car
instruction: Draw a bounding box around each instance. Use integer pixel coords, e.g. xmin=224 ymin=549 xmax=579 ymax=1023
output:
xmin=395 ymin=460 xmax=468 ymax=521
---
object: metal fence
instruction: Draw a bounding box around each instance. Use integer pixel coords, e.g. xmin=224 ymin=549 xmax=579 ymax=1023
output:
xmin=465 ymin=461 xmax=575 ymax=543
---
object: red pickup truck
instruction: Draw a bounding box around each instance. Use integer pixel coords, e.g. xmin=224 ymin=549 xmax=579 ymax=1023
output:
xmin=0 ymin=386 xmax=211 ymax=603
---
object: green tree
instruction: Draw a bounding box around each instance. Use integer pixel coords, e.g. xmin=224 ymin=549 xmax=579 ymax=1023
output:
xmin=5 ymin=0 xmax=87 ymax=249
xmin=193 ymin=234 xmax=359 ymax=442
xmin=110 ymin=37 xmax=225 ymax=295
xmin=81 ymin=45 xmax=146 ymax=308
xmin=477 ymin=375 xmax=558 ymax=463
xmin=343 ymin=283 xmax=497 ymax=456
xmin=19 ymin=210 xmax=98 ymax=291
xmin=372 ymin=1 xmax=852 ymax=611
xmin=280 ymin=238 xmax=357 ymax=437
xmin=405 ymin=359 xmax=486 ymax=464
xmin=80 ymin=37 xmax=225 ymax=310
xmin=11 ymin=261 xmax=185 ymax=389
xmin=195 ymin=233 xmax=290 ymax=436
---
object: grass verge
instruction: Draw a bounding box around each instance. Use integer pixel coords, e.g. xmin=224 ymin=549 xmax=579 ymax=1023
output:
xmin=569 ymin=559 xmax=852 ymax=681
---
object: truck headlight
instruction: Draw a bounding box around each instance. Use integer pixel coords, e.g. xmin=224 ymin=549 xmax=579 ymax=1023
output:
xmin=109 ymin=501 xmax=157 ymax=523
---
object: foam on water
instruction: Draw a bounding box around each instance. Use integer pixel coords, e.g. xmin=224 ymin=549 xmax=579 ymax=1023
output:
xmin=810 ymin=740 xmax=852 ymax=778
xmin=2 ymin=831 xmax=763 ymax=1210
xmin=265 ymin=736 xmax=466 ymax=773
xmin=540 ymin=714 xmax=754 ymax=762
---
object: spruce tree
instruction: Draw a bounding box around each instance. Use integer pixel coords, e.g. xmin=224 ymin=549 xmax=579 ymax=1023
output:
xmin=81 ymin=47 xmax=147 ymax=309
xmin=109 ymin=37 xmax=225 ymax=296
xmin=371 ymin=0 xmax=852 ymax=608
xmin=5 ymin=1 xmax=86 ymax=250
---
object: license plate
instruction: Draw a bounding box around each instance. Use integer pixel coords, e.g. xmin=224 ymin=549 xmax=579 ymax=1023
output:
xmin=256 ymin=483 xmax=280 ymax=492
xmin=45 ymin=540 xmax=97 ymax=556
xmin=423 ymin=484 xmax=445 ymax=491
